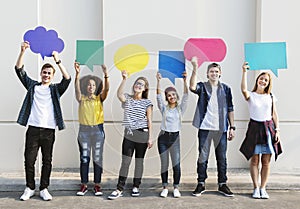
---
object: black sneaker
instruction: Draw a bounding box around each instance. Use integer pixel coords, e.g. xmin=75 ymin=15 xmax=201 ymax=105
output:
xmin=192 ymin=184 xmax=205 ymax=196
xmin=218 ymin=184 xmax=234 ymax=197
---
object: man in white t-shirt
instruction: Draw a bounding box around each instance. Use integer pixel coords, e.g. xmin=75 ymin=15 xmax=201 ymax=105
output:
xmin=15 ymin=42 xmax=71 ymax=201
xmin=189 ymin=57 xmax=235 ymax=197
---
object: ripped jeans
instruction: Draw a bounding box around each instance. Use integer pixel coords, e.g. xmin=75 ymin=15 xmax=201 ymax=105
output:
xmin=78 ymin=124 xmax=105 ymax=184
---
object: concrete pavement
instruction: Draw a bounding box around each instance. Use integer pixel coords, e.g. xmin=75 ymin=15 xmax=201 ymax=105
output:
xmin=0 ymin=169 xmax=299 ymax=209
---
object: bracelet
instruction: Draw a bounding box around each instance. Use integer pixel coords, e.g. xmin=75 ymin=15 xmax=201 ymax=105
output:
xmin=229 ymin=126 xmax=236 ymax=131
xmin=275 ymin=128 xmax=280 ymax=132
xmin=104 ymin=76 xmax=109 ymax=78
xmin=56 ymin=60 xmax=61 ymax=65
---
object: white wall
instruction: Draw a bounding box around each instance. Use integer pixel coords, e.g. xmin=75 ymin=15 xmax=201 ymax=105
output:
xmin=0 ymin=0 xmax=299 ymax=177
xmin=257 ymin=0 xmax=300 ymax=173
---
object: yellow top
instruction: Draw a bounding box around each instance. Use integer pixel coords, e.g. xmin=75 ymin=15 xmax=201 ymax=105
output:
xmin=78 ymin=95 xmax=104 ymax=125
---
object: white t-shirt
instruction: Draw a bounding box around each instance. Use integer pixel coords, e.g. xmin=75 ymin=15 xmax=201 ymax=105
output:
xmin=247 ymin=91 xmax=276 ymax=122
xmin=27 ymin=85 xmax=56 ymax=129
xmin=200 ymin=85 xmax=219 ymax=130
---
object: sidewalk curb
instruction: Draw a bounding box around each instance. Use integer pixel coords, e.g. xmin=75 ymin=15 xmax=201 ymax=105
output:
xmin=1 ymin=170 xmax=299 ymax=192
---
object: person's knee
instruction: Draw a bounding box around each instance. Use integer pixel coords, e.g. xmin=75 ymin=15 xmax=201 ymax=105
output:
xmin=261 ymin=155 xmax=271 ymax=166
xmin=251 ymin=155 xmax=260 ymax=166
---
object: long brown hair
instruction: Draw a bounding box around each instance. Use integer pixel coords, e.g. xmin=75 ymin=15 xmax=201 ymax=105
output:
xmin=80 ymin=75 xmax=103 ymax=96
xmin=132 ymin=76 xmax=149 ymax=99
xmin=252 ymin=72 xmax=272 ymax=94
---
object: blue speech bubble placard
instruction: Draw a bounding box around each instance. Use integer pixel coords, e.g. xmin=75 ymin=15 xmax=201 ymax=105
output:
xmin=244 ymin=42 xmax=287 ymax=77
xmin=23 ymin=26 xmax=64 ymax=60
xmin=76 ymin=40 xmax=104 ymax=72
xmin=159 ymin=51 xmax=185 ymax=84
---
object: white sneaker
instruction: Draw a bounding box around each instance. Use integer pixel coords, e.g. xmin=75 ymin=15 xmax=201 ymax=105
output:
xmin=20 ymin=187 xmax=35 ymax=201
xmin=108 ymin=190 xmax=123 ymax=200
xmin=252 ymin=187 xmax=260 ymax=199
xmin=39 ymin=188 xmax=53 ymax=201
xmin=173 ymin=188 xmax=181 ymax=198
xmin=160 ymin=188 xmax=168 ymax=198
xmin=260 ymin=188 xmax=269 ymax=199
xmin=131 ymin=187 xmax=140 ymax=197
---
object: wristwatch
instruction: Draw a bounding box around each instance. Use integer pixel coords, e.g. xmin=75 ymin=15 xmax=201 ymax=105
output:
xmin=229 ymin=126 xmax=236 ymax=131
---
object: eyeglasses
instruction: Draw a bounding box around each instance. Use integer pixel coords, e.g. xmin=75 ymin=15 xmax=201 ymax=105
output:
xmin=42 ymin=71 xmax=52 ymax=75
xmin=135 ymin=82 xmax=145 ymax=87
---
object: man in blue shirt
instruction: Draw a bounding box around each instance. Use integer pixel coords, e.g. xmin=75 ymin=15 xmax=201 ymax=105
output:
xmin=15 ymin=41 xmax=71 ymax=201
xmin=189 ymin=57 xmax=235 ymax=197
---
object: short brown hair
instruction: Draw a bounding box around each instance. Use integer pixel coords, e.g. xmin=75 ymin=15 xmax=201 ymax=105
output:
xmin=207 ymin=63 xmax=221 ymax=73
xmin=41 ymin=63 xmax=56 ymax=74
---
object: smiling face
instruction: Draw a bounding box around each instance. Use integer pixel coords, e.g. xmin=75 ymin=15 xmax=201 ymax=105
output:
xmin=207 ymin=66 xmax=221 ymax=82
xmin=86 ymin=79 xmax=96 ymax=95
xmin=253 ymin=72 xmax=272 ymax=94
xmin=166 ymin=91 xmax=178 ymax=105
xmin=132 ymin=77 xmax=149 ymax=99
xmin=133 ymin=79 xmax=146 ymax=93
xmin=257 ymin=74 xmax=270 ymax=90
xmin=40 ymin=67 xmax=54 ymax=85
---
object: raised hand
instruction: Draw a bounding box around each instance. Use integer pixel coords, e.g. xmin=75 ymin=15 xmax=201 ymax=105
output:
xmin=121 ymin=70 xmax=128 ymax=80
xmin=74 ymin=61 xmax=80 ymax=74
xmin=156 ymin=72 xmax=162 ymax=81
xmin=101 ymin=64 xmax=108 ymax=75
xmin=191 ymin=56 xmax=198 ymax=69
xmin=21 ymin=41 xmax=30 ymax=52
xmin=242 ymin=62 xmax=249 ymax=72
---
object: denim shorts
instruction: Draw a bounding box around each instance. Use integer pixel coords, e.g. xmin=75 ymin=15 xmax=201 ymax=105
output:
xmin=253 ymin=130 xmax=275 ymax=155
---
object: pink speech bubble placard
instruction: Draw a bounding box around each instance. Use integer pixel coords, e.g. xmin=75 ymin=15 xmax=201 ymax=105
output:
xmin=184 ymin=38 xmax=227 ymax=67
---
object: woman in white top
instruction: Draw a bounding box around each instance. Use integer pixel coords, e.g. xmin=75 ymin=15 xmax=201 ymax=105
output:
xmin=156 ymin=72 xmax=188 ymax=198
xmin=240 ymin=62 xmax=281 ymax=199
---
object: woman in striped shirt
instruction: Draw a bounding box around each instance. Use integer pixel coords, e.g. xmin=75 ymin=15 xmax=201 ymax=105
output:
xmin=108 ymin=70 xmax=153 ymax=200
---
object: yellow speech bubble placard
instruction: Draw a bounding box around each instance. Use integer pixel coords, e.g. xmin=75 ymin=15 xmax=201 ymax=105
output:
xmin=114 ymin=44 xmax=149 ymax=75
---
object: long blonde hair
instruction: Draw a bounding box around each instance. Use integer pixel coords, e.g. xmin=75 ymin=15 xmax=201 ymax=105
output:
xmin=252 ymin=72 xmax=272 ymax=94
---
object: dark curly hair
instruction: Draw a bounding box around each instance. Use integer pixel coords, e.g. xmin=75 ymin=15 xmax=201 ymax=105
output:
xmin=79 ymin=75 xmax=103 ymax=96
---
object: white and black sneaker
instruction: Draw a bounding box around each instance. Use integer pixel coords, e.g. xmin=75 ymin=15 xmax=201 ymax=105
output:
xmin=131 ymin=187 xmax=140 ymax=197
xmin=108 ymin=190 xmax=123 ymax=200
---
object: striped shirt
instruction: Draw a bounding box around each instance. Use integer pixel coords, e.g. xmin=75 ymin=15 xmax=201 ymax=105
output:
xmin=122 ymin=93 xmax=152 ymax=130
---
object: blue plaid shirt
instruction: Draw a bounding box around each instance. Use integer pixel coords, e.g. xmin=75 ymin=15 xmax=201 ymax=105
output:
xmin=15 ymin=65 xmax=71 ymax=130
xmin=190 ymin=81 xmax=234 ymax=132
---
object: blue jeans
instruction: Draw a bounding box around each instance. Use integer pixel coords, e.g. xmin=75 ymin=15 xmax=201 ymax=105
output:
xmin=25 ymin=126 xmax=55 ymax=190
xmin=117 ymin=129 xmax=148 ymax=191
xmin=197 ymin=130 xmax=227 ymax=184
xmin=157 ymin=131 xmax=181 ymax=187
xmin=78 ymin=124 xmax=105 ymax=184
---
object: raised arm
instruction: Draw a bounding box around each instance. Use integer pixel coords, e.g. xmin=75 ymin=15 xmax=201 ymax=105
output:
xmin=189 ymin=56 xmax=198 ymax=91
xmin=16 ymin=42 xmax=29 ymax=69
xmin=241 ymin=62 xmax=250 ymax=100
xmin=182 ymin=71 xmax=188 ymax=94
xmin=74 ymin=61 xmax=81 ymax=102
xmin=100 ymin=64 xmax=110 ymax=102
xmin=52 ymin=51 xmax=70 ymax=80
xmin=180 ymin=71 xmax=189 ymax=114
xmin=117 ymin=70 xmax=127 ymax=102
xmin=156 ymin=72 xmax=162 ymax=94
